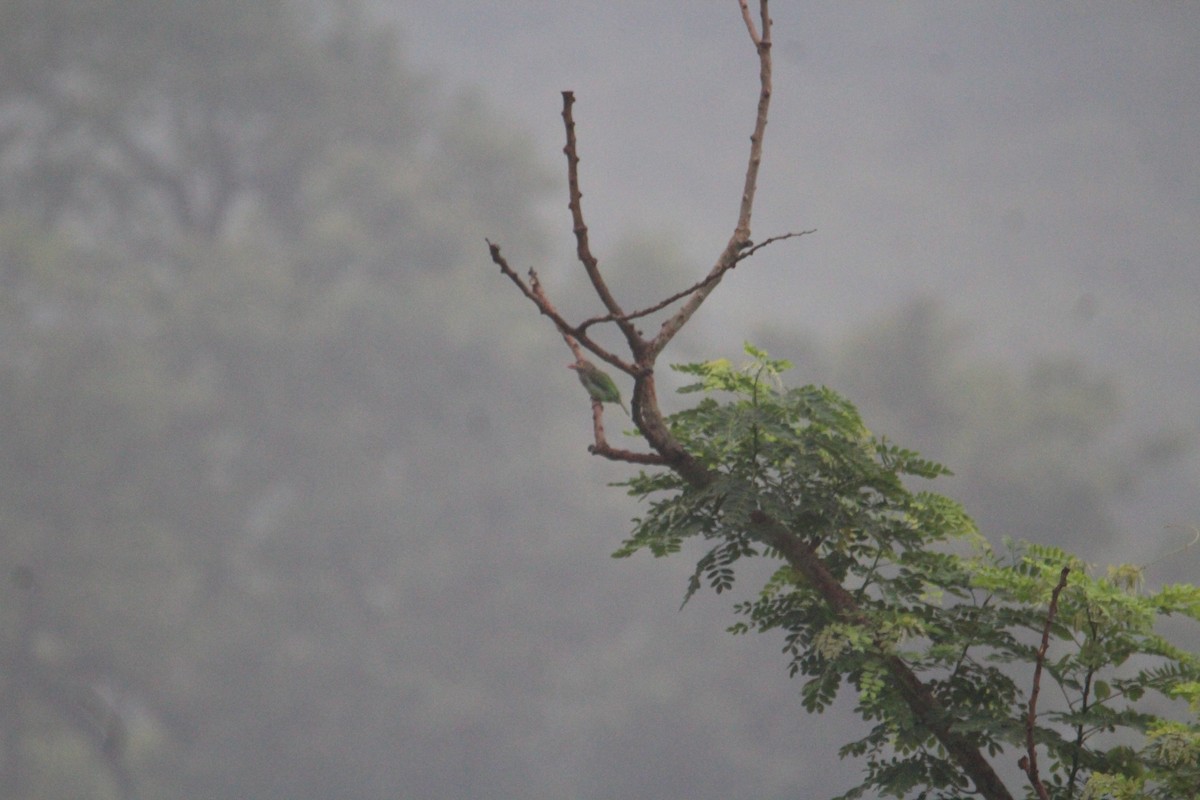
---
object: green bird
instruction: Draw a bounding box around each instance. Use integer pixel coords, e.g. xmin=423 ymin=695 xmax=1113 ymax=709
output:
xmin=568 ymin=359 xmax=630 ymax=416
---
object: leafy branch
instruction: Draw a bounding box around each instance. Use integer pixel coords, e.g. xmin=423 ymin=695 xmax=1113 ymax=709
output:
xmin=1022 ymin=565 xmax=1071 ymax=800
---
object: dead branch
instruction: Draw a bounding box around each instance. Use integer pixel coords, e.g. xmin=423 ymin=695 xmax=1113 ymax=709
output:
xmin=643 ymin=0 xmax=775 ymax=362
xmin=734 ymin=229 xmax=817 ymax=262
xmin=486 ymin=0 xmax=789 ymax=430
xmin=582 ymin=398 xmax=669 ymax=464
xmin=486 ymin=4 xmax=1017 ymax=798
xmin=574 ymin=228 xmax=816 ymax=335
xmin=561 ymin=92 xmax=640 ymax=352
xmin=485 ymin=240 xmax=632 ymax=375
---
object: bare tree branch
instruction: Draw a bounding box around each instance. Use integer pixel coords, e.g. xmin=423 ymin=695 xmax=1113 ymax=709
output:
xmin=579 ymin=397 xmax=669 ymax=464
xmin=734 ymin=229 xmax=816 ymax=262
xmin=739 ymin=0 xmax=766 ymax=45
xmin=560 ymin=92 xmax=640 ymax=351
xmin=573 ymin=229 xmax=815 ymax=335
xmin=646 ymin=0 xmax=774 ymax=361
xmin=488 ymin=0 xmax=788 ymax=427
xmin=485 ymin=240 xmax=633 ymax=373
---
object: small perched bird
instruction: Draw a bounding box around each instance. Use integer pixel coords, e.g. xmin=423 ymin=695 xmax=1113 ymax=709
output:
xmin=568 ymin=359 xmax=629 ymax=416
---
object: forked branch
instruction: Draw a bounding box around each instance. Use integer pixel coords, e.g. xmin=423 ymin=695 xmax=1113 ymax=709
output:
xmin=486 ymin=4 xmax=1016 ymax=798
xmin=486 ymin=0 xmax=793 ymax=441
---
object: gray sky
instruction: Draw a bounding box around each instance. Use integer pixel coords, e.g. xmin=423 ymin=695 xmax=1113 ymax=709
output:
xmin=402 ymin=1 xmax=1199 ymax=360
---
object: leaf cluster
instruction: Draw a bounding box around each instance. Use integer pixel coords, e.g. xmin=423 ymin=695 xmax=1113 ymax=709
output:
xmin=614 ymin=345 xmax=1200 ymax=799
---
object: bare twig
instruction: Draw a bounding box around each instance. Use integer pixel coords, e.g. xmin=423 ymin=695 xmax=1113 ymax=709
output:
xmin=485 ymin=239 xmax=632 ymax=375
xmin=573 ymin=228 xmax=817 ymax=334
xmin=646 ymin=0 xmax=774 ymax=361
xmin=734 ymin=229 xmax=817 ymax=263
xmin=561 ymin=92 xmax=640 ymax=353
xmin=583 ymin=401 xmax=670 ymax=464
xmin=1021 ymin=565 xmax=1071 ymax=800
xmin=1142 ymin=524 xmax=1200 ymax=570
xmin=487 ymin=1 xmax=788 ymax=427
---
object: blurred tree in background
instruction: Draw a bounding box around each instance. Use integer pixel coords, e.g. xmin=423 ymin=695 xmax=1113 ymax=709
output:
xmin=0 ymin=1 xmax=555 ymax=798
xmin=759 ymin=298 xmax=1188 ymax=558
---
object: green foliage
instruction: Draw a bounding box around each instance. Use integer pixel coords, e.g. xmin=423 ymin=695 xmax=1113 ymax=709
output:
xmin=615 ymin=345 xmax=1200 ymax=800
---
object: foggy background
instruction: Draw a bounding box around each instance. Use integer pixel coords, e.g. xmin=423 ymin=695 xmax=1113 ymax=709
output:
xmin=1 ymin=1 xmax=1197 ymax=798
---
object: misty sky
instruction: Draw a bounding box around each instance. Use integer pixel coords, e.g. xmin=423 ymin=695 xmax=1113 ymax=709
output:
xmin=403 ymin=2 xmax=1199 ymax=370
